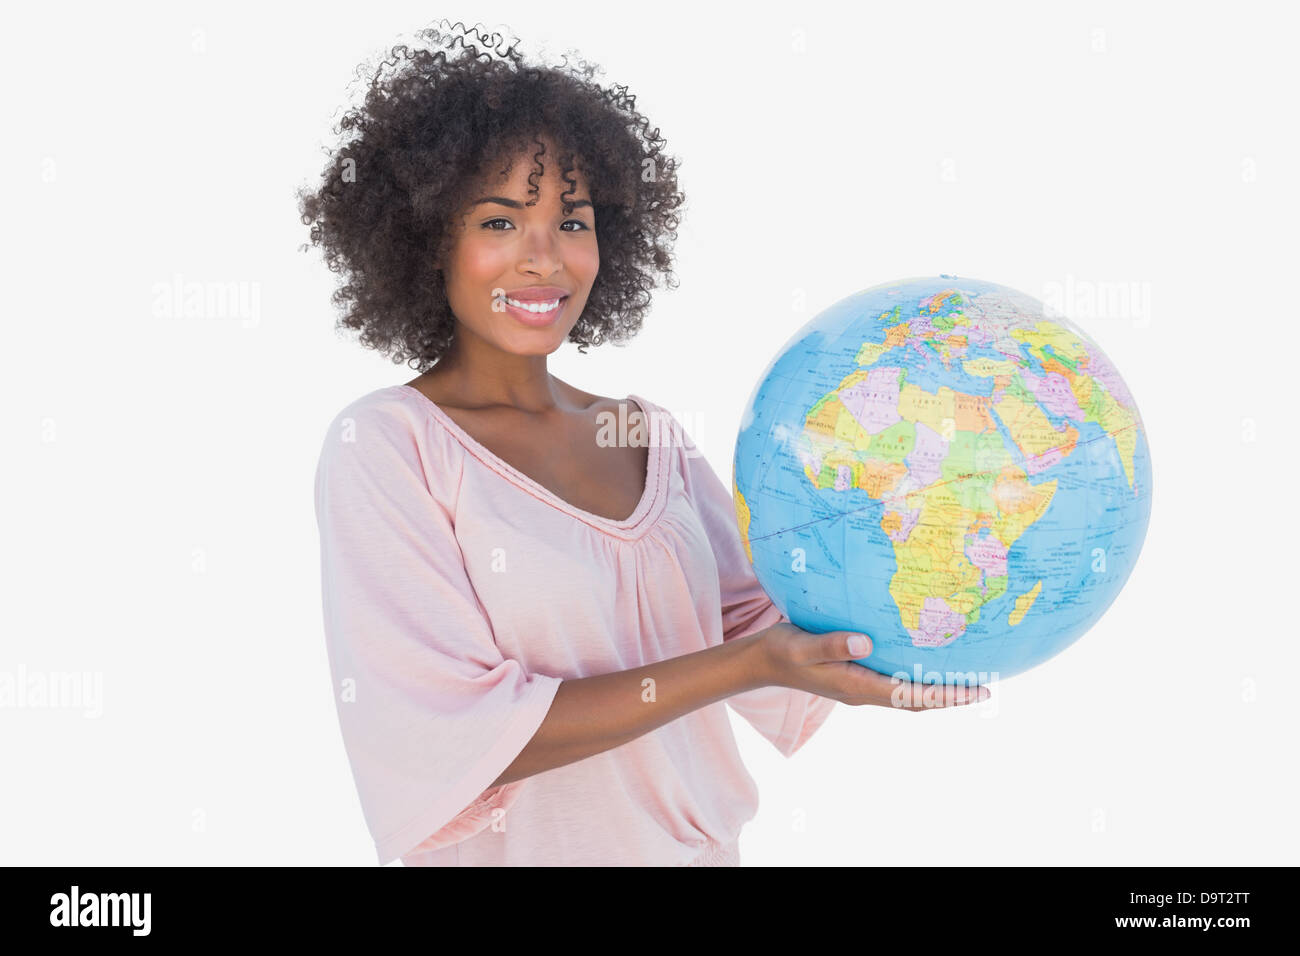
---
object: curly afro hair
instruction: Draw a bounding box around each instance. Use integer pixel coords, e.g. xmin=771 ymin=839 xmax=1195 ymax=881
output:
xmin=297 ymin=20 xmax=688 ymax=371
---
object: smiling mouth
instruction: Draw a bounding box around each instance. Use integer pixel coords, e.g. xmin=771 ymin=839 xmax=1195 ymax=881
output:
xmin=504 ymin=295 xmax=568 ymax=314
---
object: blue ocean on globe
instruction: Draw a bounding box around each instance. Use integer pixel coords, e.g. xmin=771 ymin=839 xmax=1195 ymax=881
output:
xmin=732 ymin=276 xmax=1153 ymax=684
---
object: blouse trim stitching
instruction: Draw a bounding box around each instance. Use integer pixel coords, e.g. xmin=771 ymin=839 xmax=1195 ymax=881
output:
xmin=395 ymin=385 xmax=669 ymax=542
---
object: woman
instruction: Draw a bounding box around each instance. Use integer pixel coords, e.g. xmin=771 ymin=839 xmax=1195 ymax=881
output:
xmin=301 ymin=21 xmax=987 ymax=867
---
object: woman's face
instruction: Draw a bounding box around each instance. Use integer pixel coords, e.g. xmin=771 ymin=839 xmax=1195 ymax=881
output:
xmin=439 ymin=138 xmax=599 ymax=357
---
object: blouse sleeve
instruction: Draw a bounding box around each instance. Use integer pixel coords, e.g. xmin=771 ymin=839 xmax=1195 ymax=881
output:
xmin=313 ymin=397 xmax=564 ymax=864
xmin=659 ymin=402 xmax=836 ymax=758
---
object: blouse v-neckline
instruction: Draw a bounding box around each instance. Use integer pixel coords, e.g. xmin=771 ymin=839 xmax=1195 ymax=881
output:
xmin=397 ymin=384 xmax=668 ymax=540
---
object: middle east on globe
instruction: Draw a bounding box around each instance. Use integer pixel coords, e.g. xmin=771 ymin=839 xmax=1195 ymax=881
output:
xmin=732 ymin=276 xmax=1153 ymax=687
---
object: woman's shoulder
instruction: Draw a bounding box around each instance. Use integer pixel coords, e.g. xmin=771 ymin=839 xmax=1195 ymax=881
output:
xmin=316 ymin=384 xmax=465 ymax=476
xmin=573 ymin=390 xmax=689 ymax=458
xmin=617 ymin=394 xmax=697 ymax=457
xmin=321 ymin=383 xmax=447 ymax=433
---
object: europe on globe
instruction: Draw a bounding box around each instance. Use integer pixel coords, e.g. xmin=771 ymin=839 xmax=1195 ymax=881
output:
xmin=732 ymin=276 xmax=1153 ymax=684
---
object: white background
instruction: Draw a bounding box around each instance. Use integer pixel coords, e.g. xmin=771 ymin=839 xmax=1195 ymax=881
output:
xmin=3 ymin=1 xmax=1295 ymax=865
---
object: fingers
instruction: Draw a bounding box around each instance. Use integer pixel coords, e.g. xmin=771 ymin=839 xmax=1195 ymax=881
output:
xmin=808 ymin=631 xmax=992 ymax=710
xmin=888 ymin=679 xmax=989 ymax=711
xmin=842 ymin=662 xmax=991 ymax=710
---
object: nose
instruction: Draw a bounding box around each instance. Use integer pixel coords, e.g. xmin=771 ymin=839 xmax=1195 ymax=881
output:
xmin=518 ymin=234 xmax=563 ymax=277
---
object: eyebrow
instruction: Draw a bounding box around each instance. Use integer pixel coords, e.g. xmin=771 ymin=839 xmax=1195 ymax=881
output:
xmin=471 ymin=196 xmax=593 ymax=210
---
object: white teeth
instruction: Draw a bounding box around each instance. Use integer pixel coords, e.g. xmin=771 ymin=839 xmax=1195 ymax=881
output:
xmin=506 ymin=297 xmax=562 ymax=313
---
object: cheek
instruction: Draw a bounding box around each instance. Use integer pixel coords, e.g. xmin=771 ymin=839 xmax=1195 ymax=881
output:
xmin=566 ymin=240 xmax=601 ymax=278
xmin=446 ymin=243 xmax=507 ymax=310
xmin=455 ymin=241 xmax=509 ymax=282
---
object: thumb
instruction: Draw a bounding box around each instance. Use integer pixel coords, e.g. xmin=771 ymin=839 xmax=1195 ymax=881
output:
xmin=829 ymin=631 xmax=871 ymax=662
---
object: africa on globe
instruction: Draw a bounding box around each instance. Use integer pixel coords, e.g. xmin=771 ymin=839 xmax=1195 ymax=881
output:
xmin=732 ymin=276 xmax=1153 ymax=685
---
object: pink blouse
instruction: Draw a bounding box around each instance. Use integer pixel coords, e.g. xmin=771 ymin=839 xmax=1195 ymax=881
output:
xmin=312 ymin=384 xmax=836 ymax=865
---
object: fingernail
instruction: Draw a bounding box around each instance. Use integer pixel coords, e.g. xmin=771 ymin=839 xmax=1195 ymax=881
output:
xmin=848 ymin=635 xmax=869 ymax=656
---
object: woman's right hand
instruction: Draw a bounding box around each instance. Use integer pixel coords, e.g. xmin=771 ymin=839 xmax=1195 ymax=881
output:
xmin=753 ymin=621 xmax=990 ymax=711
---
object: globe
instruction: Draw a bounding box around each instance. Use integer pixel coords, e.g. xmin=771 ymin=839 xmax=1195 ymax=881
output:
xmin=732 ymin=276 xmax=1153 ymax=685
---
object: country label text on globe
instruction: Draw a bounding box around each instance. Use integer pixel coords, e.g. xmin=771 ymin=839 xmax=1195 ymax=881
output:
xmin=733 ymin=276 xmax=1153 ymax=683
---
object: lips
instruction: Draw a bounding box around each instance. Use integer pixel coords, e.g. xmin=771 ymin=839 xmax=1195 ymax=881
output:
xmin=503 ymin=294 xmax=568 ymax=313
xmin=503 ymin=285 xmax=569 ymax=303
xmin=503 ymin=294 xmax=568 ymax=328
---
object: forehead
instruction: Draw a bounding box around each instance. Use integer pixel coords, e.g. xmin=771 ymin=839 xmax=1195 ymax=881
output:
xmin=475 ymin=141 xmax=590 ymax=197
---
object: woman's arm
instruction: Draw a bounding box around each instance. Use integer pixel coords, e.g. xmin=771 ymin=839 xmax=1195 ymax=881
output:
xmin=487 ymin=630 xmax=769 ymax=788
xmin=489 ymin=623 xmax=990 ymax=788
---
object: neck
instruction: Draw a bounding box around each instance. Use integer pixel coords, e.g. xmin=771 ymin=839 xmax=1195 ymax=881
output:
xmin=429 ymin=328 xmax=568 ymax=414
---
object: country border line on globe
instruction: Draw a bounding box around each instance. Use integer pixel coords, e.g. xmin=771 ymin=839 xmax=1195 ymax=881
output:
xmin=747 ymin=419 xmax=1145 ymax=545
